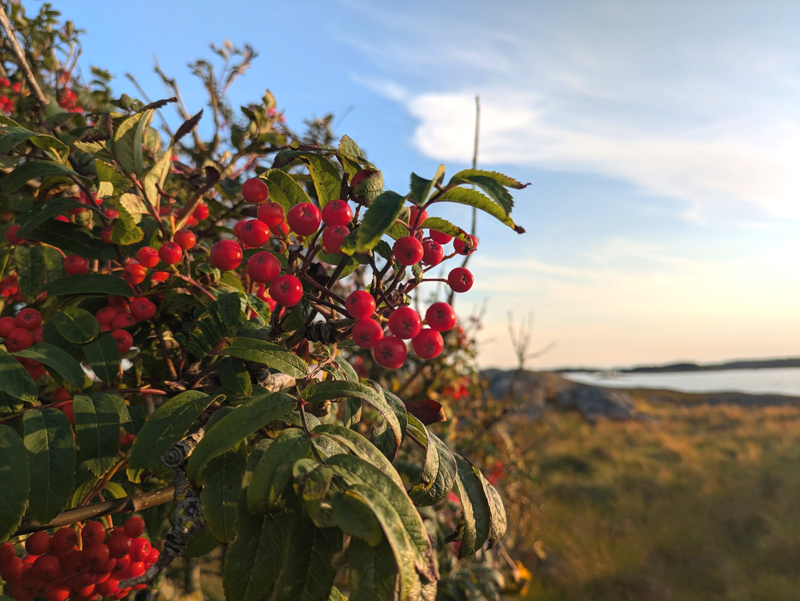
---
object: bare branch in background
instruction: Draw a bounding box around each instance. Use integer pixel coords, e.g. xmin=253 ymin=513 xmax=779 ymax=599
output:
xmin=0 ymin=4 xmax=48 ymax=105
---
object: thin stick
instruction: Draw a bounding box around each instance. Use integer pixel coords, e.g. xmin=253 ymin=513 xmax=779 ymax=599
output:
xmin=0 ymin=6 xmax=48 ymax=106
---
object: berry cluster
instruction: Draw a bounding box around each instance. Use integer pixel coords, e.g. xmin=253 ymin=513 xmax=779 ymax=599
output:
xmin=93 ymin=296 xmax=157 ymax=353
xmin=0 ymin=517 xmax=158 ymax=601
xmin=0 ymin=308 xmax=46 ymax=379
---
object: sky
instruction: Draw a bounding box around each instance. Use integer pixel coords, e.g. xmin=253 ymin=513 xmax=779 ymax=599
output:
xmin=37 ymin=0 xmax=800 ymax=369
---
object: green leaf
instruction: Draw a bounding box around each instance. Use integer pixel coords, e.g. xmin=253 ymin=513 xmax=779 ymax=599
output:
xmin=50 ymin=307 xmax=100 ymax=344
xmin=83 ymin=334 xmax=120 ymax=383
xmin=201 ymin=443 xmax=247 ymax=544
xmin=449 ymin=168 xmax=528 ymax=204
xmin=327 ymin=587 xmax=348 ymax=601
xmin=264 ymin=170 xmax=312 ymax=213
xmin=25 ymin=220 xmax=118 ymax=261
xmin=44 ymin=273 xmax=133 ymax=297
xmin=300 ymin=154 xmax=341 ymax=208
xmin=313 ymin=425 xmax=403 ymax=489
xmin=243 ymin=293 xmax=272 ymax=325
xmin=349 ymin=536 xmax=399 ymax=601
xmin=128 ymin=391 xmax=218 ymax=475
xmin=0 ymin=425 xmax=30 ymax=542
xmin=186 ymin=392 xmax=296 ymax=483
xmin=303 ymin=381 xmax=402 ymax=459
xmin=484 ymin=478 xmax=507 ymax=549
xmin=183 ymin=527 xmax=220 ymax=558
xmin=187 ymin=303 xmax=229 ymax=358
xmin=15 ymin=198 xmax=101 ymax=238
xmin=221 ymin=337 xmax=308 ymax=378
xmin=340 ymin=191 xmax=406 ymax=255
xmin=410 ymin=165 xmax=445 ymax=205
xmin=418 ymin=216 xmax=471 ymax=244
xmin=292 ymin=459 xmax=334 ymax=527
xmin=453 ymin=454 xmax=492 ymax=557
xmin=436 ymin=186 xmax=524 ymax=233
xmin=217 ymin=292 xmax=242 ymax=328
xmin=218 ymin=357 xmax=252 ymax=396
xmin=338 ymin=135 xmax=373 ymax=167
xmin=247 ymin=428 xmax=311 ymax=513
xmin=0 ymin=125 xmax=69 ymax=163
xmin=111 ymin=111 xmax=152 ymax=177
xmin=23 ymin=408 xmax=75 ymax=522
xmin=0 ymin=160 xmax=91 ymax=197
xmin=74 ymin=393 xmax=122 ymax=476
xmin=331 ymin=490 xmax=383 ymax=546
xmin=12 ymin=342 xmax=85 ymax=388
xmin=110 ymin=203 xmax=144 ymax=245
xmin=0 ymin=348 xmax=37 ymax=403
xmin=95 ymin=160 xmax=132 ymax=201
xmin=409 ymin=430 xmax=457 ymax=507
xmin=143 ymin=151 xmax=171 ymax=207
xmin=14 ymin=245 xmax=62 ymax=303
xmin=117 ymin=193 xmax=149 ymax=224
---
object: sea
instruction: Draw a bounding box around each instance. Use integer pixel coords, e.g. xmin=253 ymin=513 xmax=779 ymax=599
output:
xmin=562 ymin=368 xmax=800 ymax=397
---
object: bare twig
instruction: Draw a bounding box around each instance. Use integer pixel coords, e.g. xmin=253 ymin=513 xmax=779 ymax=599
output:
xmin=0 ymin=6 xmax=48 ymax=105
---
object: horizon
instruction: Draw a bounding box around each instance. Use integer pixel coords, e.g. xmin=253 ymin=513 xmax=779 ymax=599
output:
xmin=40 ymin=0 xmax=800 ymax=370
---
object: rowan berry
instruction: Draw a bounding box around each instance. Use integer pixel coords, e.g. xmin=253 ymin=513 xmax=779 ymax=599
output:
xmin=429 ymin=229 xmax=453 ymax=244
xmin=194 ymin=202 xmax=209 ymax=221
xmin=122 ymin=263 xmax=146 ymax=285
xmin=129 ymin=538 xmax=151 ymax=563
xmin=16 ymin=308 xmax=42 ymax=330
xmin=393 ymin=236 xmax=424 ymax=265
xmin=352 ymin=319 xmax=383 ymax=349
xmin=373 ymin=336 xmax=407 ymax=369
xmin=25 ymin=531 xmax=51 ymax=555
xmin=388 ymin=306 xmax=422 ymax=339
xmin=0 ymin=541 xmax=16 ymax=563
xmin=269 ymin=275 xmax=303 ymax=307
xmin=46 ymin=585 xmax=70 ymax=601
xmin=412 ymin=328 xmax=444 ymax=359
xmin=85 ymin=543 xmax=110 ymax=567
xmin=345 ymin=290 xmax=375 ymax=320
xmin=130 ymin=297 xmax=156 ymax=321
xmin=111 ymin=330 xmax=133 ymax=353
xmin=321 ymin=199 xmax=352 ymax=227
xmin=257 ymin=202 xmax=285 ymax=227
xmin=287 ymin=202 xmax=321 ymax=236
xmin=210 ymin=240 xmax=242 ymax=271
xmin=64 ymin=254 xmax=89 ymax=275
xmin=246 ymin=251 xmax=280 ymax=283
xmin=32 ymin=326 xmax=44 ymax=344
xmin=136 ymin=246 xmax=159 ymax=268
xmin=0 ymin=316 xmax=16 ymax=337
xmin=123 ymin=516 xmax=145 ymax=539
xmin=101 ymin=224 xmax=114 ymax=244
xmin=158 ymin=241 xmax=182 ymax=265
xmin=51 ymin=527 xmax=78 ymax=553
xmin=5 ymin=224 xmax=23 ymax=245
xmin=426 ymin=302 xmax=457 ymax=332
xmin=322 ymin=225 xmax=349 ymax=254
xmin=104 ymin=209 xmax=119 ymax=220
xmin=421 ymin=239 xmax=443 ymax=266
xmin=96 ymin=306 xmax=118 ymax=326
xmin=241 ymin=219 xmax=270 ymax=247
xmin=242 ymin=177 xmax=269 ymax=204
xmin=408 ymin=206 xmax=428 ymax=228
xmin=173 ymin=229 xmax=196 ymax=251
xmin=111 ymin=313 xmax=137 ymax=329
xmin=0 ymin=556 xmax=23 ymax=582
xmin=448 ymin=267 xmax=474 ymax=293
xmin=82 ymin=521 xmax=107 ymax=546
xmin=31 ymin=555 xmax=60 ymax=581
xmin=6 ymin=328 xmax=33 ymax=351
xmin=454 ymin=234 xmax=478 ymax=255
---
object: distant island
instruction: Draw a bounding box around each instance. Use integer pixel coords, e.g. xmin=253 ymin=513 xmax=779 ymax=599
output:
xmin=554 ymin=357 xmax=800 ymax=374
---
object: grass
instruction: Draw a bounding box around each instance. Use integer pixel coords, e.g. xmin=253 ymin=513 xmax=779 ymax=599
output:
xmin=511 ymin=394 xmax=800 ymax=601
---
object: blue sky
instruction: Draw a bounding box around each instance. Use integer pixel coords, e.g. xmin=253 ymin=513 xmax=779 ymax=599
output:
xmin=43 ymin=0 xmax=800 ymax=369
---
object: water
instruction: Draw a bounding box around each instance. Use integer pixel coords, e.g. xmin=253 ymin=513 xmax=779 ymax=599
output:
xmin=563 ymin=368 xmax=800 ymax=397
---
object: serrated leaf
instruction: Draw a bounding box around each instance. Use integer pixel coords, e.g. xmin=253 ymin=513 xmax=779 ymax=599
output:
xmin=83 ymin=334 xmax=120 ymax=383
xmin=0 ymin=125 xmax=69 ymax=163
xmin=201 ymin=443 xmax=247 ymax=544
xmin=110 ymin=203 xmax=144 ymax=245
xmin=23 ymin=408 xmax=75 ymax=522
xmin=263 ymin=170 xmax=312 ymax=213
xmin=128 ymin=391 xmax=218 ymax=475
xmin=218 ymin=357 xmax=252 ymax=396
xmin=247 ymin=429 xmax=311 ymax=513
xmin=0 ymin=160 xmax=91 ymax=197
xmin=51 ymin=307 xmax=100 ymax=344
xmin=117 ymin=193 xmax=149 ymax=224
xmin=331 ymin=490 xmax=383 ymax=546
xmin=187 ymin=392 xmax=296 ymax=483
xmin=14 ymin=245 xmax=62 ymax=303
xmin=12 ymin=342 xmax=85 ymax=388
xmin=44 ymin=273 xmax=133 ymax=297
xmin=340 ymin=191 xmax=406 ymax=255
xmin=111 ymin=111 xmax=152 ymax=177
xmin=409 ymin=431 xmax=457 ymax=507
xmin=338 ymin=135 xmax=373 ymax=167
xmin=187 ymin=303 xmax=229 ymax=358
xmin=453 ymin=454 xmax=492 ymax=557
xmin=25 ymin=220 xmax=118 ymax=261
xmin=243 ymin=293 xmax=272 ymax=325
xmin=0 ymin=348 xmax=38 ymax=403
xmin=313 ymin=425 xmax=404 ymax=489
xmin=300 ymin=154 xmax=342 ymax=208
xmin=16 ymin=198 xmax=101 ymax=238
xmin=0 ymin=425 xmax=30 ymax=542
xmin=74 ymin=393 xmax=122 ymax=476
xmin=418 ymin=217 xmax=471 ymax=244
xmin=484 ymin=477 xmax=507 ymax=548
xmin=95 ymin=160 xmax=132 ymax=201
xmin=349 ymin=536 xmax=399 ymax=601
xmin=143 ymin=151 xmax=171 ymax=207
xmin=436 ymin=186 xmax=523 ymax=233
xmin=221 ymin=337 xmax=308 ymax=378
xmin=217 ymin=292 xmax=242 ymax=328
xmin=410 ymin=165 xmax=445 ymax=205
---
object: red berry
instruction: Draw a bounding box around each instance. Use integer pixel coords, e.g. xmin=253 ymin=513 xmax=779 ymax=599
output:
xmin=130 ymin=298 xmax=156 ymax=321
xmin=448 ymin=267 xmax=474 ymax=293
xmin=16 ymin=308 xmax=42 ymax=330
xmin=32 ymin=326 xmax=44 ymax=344
xmin=421 ymin=239 xmax=443 ymax=266
xmin=95 ymin=306 xmax=118 ymax=326
xmin=0 ymin=556 xmax=23 ymax=582
xmin=85 ymin=543 xmax=109 ymax=567
xmin=187 ymin=216 xmax=199 ymax=228
xmin=321 ymin=199 xmax=352 ymax=227
xmin=110 ymin=555 xmax=130 ymax=576
xmin=270 ymin=221 xmax=290 ymax=237
xmin=6 ymin=328 xmax=33 ymax=352
xmin=151 ymin=271 xmax=170 ymax=283
xmin=286 ymin=202 xmax=321 ymax=236
xmin=122 ymin=263 xmax=147 ymax=285
xmin=257 ymin=202 xmax=285 ymax=227
xmin=454 ymin=234 xmax=478 ymax=255
xmin=412 ymin=328 xmax=444 ymax=359
xmin=104 ymin=209 xmax=119 ymax=219
xmin=210 ymin=240 xmax=242 ymax=271
xmin=92 ymin=558 xmax=116 ymax=577
xmin=242 ymin=177 xmax=270 ymax=204
xmin=173 ymin=229 xmax=196 ymax=251
xmin=158 ymin=242 xmax=182 ymax=265
xmin=350 ymin=169 xmax=373 ymax=189
xmin=31 ymin=555 xmax=60 ymax=581
xmin=0 ymin=541 xmax=16 ymax=563
xmin=269 ymin=275 xmax=303 ymax=307
xmin=388 ymin=306 xmax=422 ymax=339
xmin=123 ymin=516 xmax=145 ymax=539
xmin=111 ymin=313 xmax=137 ymax=329
xmin=129 ymin=538 xmax=151 ymax=563
xmin=194 ymin=203 xmax=209 ymax=221
xmin=25 ymin=532 xmax=51 ymax=556
xmin=393 ymin=236 xmax=424 ymax=265
xmin=345 ymin=291 xmax=375 ymax=320
xmin=322 ymin=225 xmax=349 ymax=254
xmin=352 ymin=319 xmax=383 ymax=349
xmin=0 ymin=315 xmax=17 ymax=337
xmin=408 ymin=206 xmax=428 ymax=228
xmin=60 ymin=550 xmax=86 ymax=576
xmin=246 ymin=251 xmax=280 ymax=284
xmin=111 ymin=330 xmax=134 ymax=353
xmin=233 ymin=220 xmax=245 ymax=240
xmin=46 ymin=585 xmax=70 ymax=601
xmin=373 ymin=336 xmax=407 ymax=369
xmin=159 ymin=206 xmax=172 ymax=216
xmin=73 ymin=584 xmax=97 ymax=599
xmin=97 ymin=579 xmax=120 ymax=597
xmin=101 ymin=224 xmax=115 ymax=244
xmin=64 ymin=254 xmax=89 ymax=275
xmin=5 ymin=224 xmax=23 ymax=245
xmin=118 ymin=561 xmax=145 ymax=580
xmin=429 ymin=229 xmax=453 ymax=244
xmin=82 ymin=522 xmax=106 ymax=546
xmin=136 ymin=247 xmax=159 ymax=268
xmin=25 ymin=361 xmax=45 ymax=380
xmin=241 ymin=219 xmax=270 ymax=247
xmin=51 ymin=527 xmax=78 ymax=553
xmin=145 ymin=548 xmax=159 ymax=568
xmin=52 ymin=387 xmax=72 ymax=403
xmin=426 ymin=302 xmax=457 ymax=332
xmin=59 ymin=401 xmax=74 ymax=425
xmin=54 ymin=215 xmax=69 ymax=223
